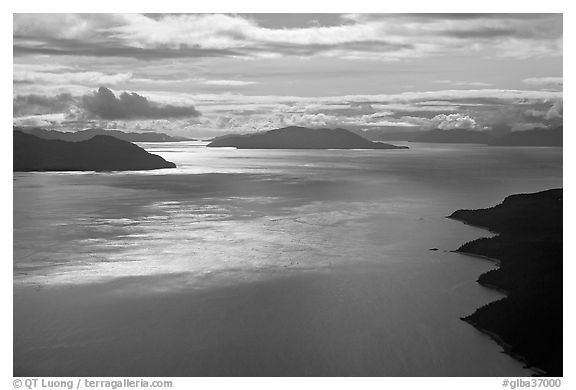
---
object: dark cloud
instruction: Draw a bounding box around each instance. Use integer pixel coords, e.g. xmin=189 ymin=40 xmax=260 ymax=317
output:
xmin=13 ymin=34 xmax=412 ymax=61
xmin=13 ymin=36 xmax=240 ymax=60
xmin=358 ymin=13 xmax=562 ymax=40
xmin=438 ymin=26 xmax=561 ymax=40
xmin=441 ymin=97 xmax=511 ymax=106
xmin=388 ymin=110 xmax=454 ymax=120
xmin=13 ymin=87 xmax=202 ymax=121
xmin=81 ymin=87 xmax=201 ymax=120
xmin=13 ymin=93 xmax=75 ymax=117
xmin=13 ymin=13 xmax=562 ymax=64
xmin=440 ymin=28 xmax=520 ymax=39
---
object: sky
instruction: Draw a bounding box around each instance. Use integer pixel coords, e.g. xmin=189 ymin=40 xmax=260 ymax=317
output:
xmin=13 ymin=13 xmax=563 ymax=138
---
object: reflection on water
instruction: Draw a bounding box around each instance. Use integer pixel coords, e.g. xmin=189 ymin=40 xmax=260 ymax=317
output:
xmin=13 ymin=142 xmax=562 ymax=376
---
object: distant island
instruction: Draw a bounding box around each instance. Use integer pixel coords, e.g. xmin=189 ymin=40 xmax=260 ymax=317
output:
xmin=14 ymin=126 xmax=194 ymax=143
xmin=14 ymin=131 xmax=176 ymax=172
xmin=449 ymin=189 xmax=562 ymax=376
xmin=207 ymin=126 xmax=408 ymax=149
xmin=412 ymin=129 xmax=494 ymax=144
xmin=487 ymin=127 xmax=562 ymax=147
xmin=359 ymin=126 xmax=562 ymax=147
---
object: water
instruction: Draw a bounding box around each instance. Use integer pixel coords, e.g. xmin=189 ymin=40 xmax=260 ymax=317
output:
xmin=13 ymin=142 xmax=562 ymax=376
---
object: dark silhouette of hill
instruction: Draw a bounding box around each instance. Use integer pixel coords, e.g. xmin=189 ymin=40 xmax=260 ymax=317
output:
xmin=488 ymin=127 xmax=562 ymax=147
xmin=412 ymin=129 xmax=495 ymax=144
xmin=14 ymin=126 xmax=194 ymax=142
xmin=14 ymin=131 xmax=176 ymax=172
xmin=207 ymin=126 xmax=408 ymax=149
xmin=448 ymin=189 xmax=562 ymax=376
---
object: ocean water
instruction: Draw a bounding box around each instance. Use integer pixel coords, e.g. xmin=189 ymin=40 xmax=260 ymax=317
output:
xmin=13 ymin=142 xmax=562 ymax=376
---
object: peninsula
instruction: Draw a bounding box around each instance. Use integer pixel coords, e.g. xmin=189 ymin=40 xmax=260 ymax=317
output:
xmin=449 ymin=189 xmax=562 ymax=376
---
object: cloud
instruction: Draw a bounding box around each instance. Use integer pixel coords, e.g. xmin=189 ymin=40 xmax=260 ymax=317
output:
xmin=131 ymin=77 xmax=260 ymax=87
xmin=13 ymin=87 xmax=202 ymax=121
xmin=135 ymin=88 xmax=562 ymax=110
xmin=511 ymin=122 xmax=550 ymax=131
xmin=130 ymin=77 xmax=258 ymax=87
xmin=13 ymin=93 xmax=75 ymax=117
xmin=81 ymin=87 xmax=201 ymax=120
xmin=522 ymin=77 xmax=563 ymax=88
xmin=14 ymin=70 xmax=133 ymax=85
xmin=13 ymin=63 xmax=75 ymax=73
xmin=13 ymin=36 xmax=239 ymax=59
xmin=13 ymin=87 xmax=562 ymax=138
xmin=13 ymin=113 xmax=67 ymax=127
xmin=433 ymin=80 xmax=493 ymax=87
xmin=200 ymin=79 xmax=259 ymax=86
xmin=425 ymin=113 xmax=480 ymax=130
xmin=13 ymin=14 xmax=126 ymax=40
xmin=524 ymin=99 xmax=563 ymax=121
xmin=545 ymin=99 xmax=563 ymax=120
xmin=13 ymin=13 xmax=563 ymax=61
xmin=133 ymin=88 xmax=562 ymax=134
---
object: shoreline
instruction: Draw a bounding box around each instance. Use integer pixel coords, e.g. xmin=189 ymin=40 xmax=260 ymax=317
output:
xmin=450 ymin=250 xmax=508 ymax=295
xmin=461 ymin=317 xmax=545 ymax=376
xmin=453 ymin=250 xmax=540 ymax=374
xmin=448 ymin=188 xmax=563 ymax=376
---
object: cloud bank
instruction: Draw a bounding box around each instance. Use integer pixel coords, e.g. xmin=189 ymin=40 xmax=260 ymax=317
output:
xmin=14 ymin=87 xmax=562 ymax=136
xmin=13 ymin=93 xmax=75 ymax=117
xmin=81 ymin=87 xmax=201 ymax=120
xmin=13 ymin=13 xmax=562 ymax=61
xmin=13 ymin=87 xmax=202 ymax=122
xmin=11 ymin=14 xmax=562 ymax=138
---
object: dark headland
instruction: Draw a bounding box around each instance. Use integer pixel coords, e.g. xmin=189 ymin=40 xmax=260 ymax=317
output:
xmin=207 ymin=126 xmax=408 ymax=149
xmin=448 ymin=189 xmax=562 ymax=376
xmin=14 ymin=126 xmax=194 ymax=143
xmin=14 ymin=131 xmax=176 ymax=172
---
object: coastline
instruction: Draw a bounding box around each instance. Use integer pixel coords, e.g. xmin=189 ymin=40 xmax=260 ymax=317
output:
xmin=461 ymin=317 xmax=546 ymax=376
xmin=453 ymin=250 xmax=540 ymax=374
xmin=448 ymin=188 xmax=563 ymax=376
xmin=450 ymin=250 xmax=509 ymax=295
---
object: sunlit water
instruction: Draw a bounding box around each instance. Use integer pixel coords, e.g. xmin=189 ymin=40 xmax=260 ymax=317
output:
xmin=13 ymin=142 xmax=562 ymax=376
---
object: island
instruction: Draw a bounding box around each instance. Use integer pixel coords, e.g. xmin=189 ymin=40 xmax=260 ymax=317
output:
xmin=14 ymin=131 xmax=177 ymax=172
xmin=412 ymin=129 xmax=495 ymax=144
xmin=14 ymin=126 xmax=194 ymax=143
xmin=206 ymin=126 xmax=409 ymax=149
xmin=487 ymin=127 xmax=562 ymax=147
xmin=448 ymin=188 xmax=562 ymax=376
xmin=358 ymin=127 xmax=562 ymax=147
